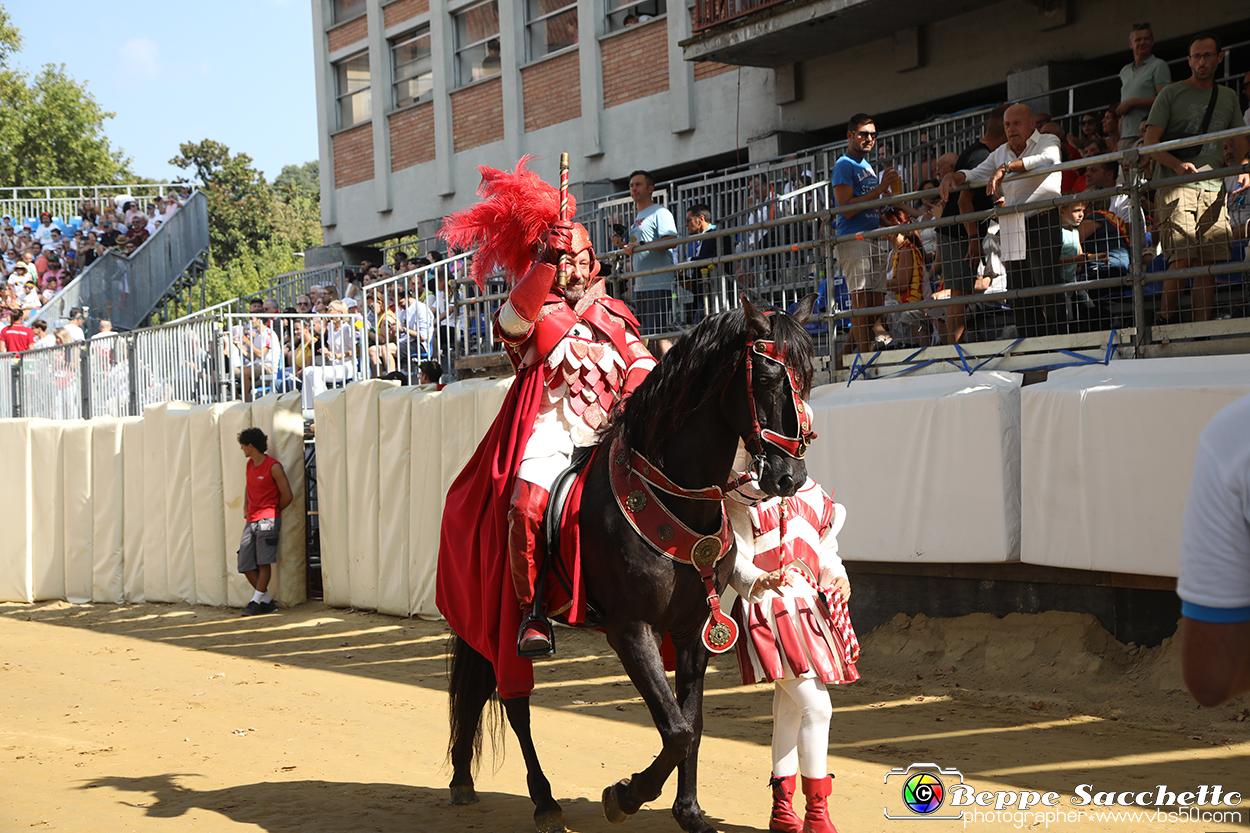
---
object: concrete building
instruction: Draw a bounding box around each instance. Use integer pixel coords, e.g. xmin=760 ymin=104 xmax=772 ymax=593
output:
xmin=310 ymin=0 xmax=1250 ymax=256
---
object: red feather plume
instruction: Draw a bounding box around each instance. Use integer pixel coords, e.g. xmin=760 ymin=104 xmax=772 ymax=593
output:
xmin=439 ymin=155 xmax=575 ymax=289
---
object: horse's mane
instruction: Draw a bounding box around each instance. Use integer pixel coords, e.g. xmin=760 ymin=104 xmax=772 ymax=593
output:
xmin=606 ymin=305 xmax=814 ymax=463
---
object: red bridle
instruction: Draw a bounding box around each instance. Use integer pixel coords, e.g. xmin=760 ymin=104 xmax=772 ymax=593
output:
xmin=742 ymin=328 xmax=817 ymax=462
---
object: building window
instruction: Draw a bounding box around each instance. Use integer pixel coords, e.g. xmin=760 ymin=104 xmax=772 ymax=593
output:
xmin=454 ymin=0 xmax=501 ymax=86
xmin=605 ymin=0 xmax=664 ymax=31
xmin=392 ymin=28 xmax=433 ymax=108
xmin=333 ymin=0 xmax=366 ymax=23
xmin=336 ymin=52 xmax=372 ymax=129
xmin=526 ymin=0 xmax=578 ymax=61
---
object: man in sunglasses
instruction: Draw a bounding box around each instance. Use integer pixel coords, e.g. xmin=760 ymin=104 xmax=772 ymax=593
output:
xmin=832 ymin=113 xmax=901 ymax=354
xmin=1117 ymin=22 xmax=1171 ymax=152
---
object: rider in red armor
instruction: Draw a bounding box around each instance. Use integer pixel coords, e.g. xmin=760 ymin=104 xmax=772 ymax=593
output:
xmin=498 ymin=220 xmax=656 ymax=652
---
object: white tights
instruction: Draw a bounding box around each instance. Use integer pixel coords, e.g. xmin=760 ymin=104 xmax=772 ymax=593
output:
xmin=771 ymin=676 xmax=833 ymax=779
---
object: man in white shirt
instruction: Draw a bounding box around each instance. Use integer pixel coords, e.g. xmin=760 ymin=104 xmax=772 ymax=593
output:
xmin=33 ymin=214 xmax=56 ymax=248
xmin=940 ymin=103 xmax=1063 ymax=338
xmin=64 ymin=307 xmax=86 ymax=342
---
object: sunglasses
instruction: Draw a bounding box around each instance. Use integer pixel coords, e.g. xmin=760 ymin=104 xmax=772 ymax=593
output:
xmin=855 ymin=130 xmax=877 ymax=139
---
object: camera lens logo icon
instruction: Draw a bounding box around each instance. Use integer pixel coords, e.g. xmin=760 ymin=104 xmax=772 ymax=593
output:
xmin=902 ymin=772 xmax=945 ymax=814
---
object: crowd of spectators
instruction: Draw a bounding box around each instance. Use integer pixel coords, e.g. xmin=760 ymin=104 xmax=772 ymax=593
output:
xmin=0 ymin=190 xmax=189 ymax=350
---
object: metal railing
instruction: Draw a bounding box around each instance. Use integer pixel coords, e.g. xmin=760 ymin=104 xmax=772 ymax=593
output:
xmin=691 ymin=0 xmax=784 ymax=32
xmin=34 ymin=191 xmax=210 ymax=332
xmin=4 ymin=127 xmax=1249 ymax=417
xmin=0 ymin=184 xmax=189 ymax=232
xmin=244 ymin=262 xmax=347 ymax=311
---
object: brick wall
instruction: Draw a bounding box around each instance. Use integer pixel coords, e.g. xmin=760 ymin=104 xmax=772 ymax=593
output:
xmin=451 ymin=77 xmax=504 ymax=152
xmin=328 ymin=16 xmax=368 ymax=53
xmin=390 ymin=102 xmax=436 ymax=171
xmin=384 ymin=0 xmax=429 ymax=28
xmin=333 ymin=123 xmax=375 ymax=188
xmin=694 ymin=61 xmax=736 ymax=82
xmin=601 ymin=20 xmax=669 ymax=109
xmin=521 ymin=52 xmax=581 ymax=133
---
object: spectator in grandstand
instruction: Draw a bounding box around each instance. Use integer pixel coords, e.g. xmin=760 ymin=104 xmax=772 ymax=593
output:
xmin=93 ymin=319 xmax=115 ymax=339
xmin=55 ymin=327 xmax=73 ymax=345
xmin=943 ymin=103 xmax=1063 ymax=338
xmin=33 ymin=213 xmax=56 ymax=248
xmin=41 ymin=252 xmax=66 ymax=288
xmin=97 ymin=220 xmax=121 ymax=250
xmin=80 ymin=232 xmax=103 ymax=268
xmin=368 ymin=305 xmax=401 ymax=377
xmin=401 ymin=284 xmax=436 ymax=362
xmin=681 ymin=203 xmax=726 ymax=325
xmin=1 ymin=308 xmax=35 ymax=352
xmin=1040 ymin=121 xmax=1084 ymax=193
xmin=78 ymin=200 xmax=99 ymax=231
xmin=262 ymin=298 xmax=280 ymax=316
xmin=1226 ymin=139 xmax=1250 ymax=241
xmin=64 ymin=308 xmax=86 ymax=341
xmin=1101 ymin=108 xmax=1122 ymax=152
xmin=29 ymin=318 xmax=51 ymax=348
xmin=1067 ymin=113 xmax=1106 ymax=154
xmin=609 ymin=169 xmax=679 ymax=337
xmin=1117 ymin=22 xmax=1171 ymax=152
xmin=1144 ymin=33 xmax=1249 ymax=325
xmin=122 ymin=214 xmax=150 ymax=253
xmin=301 ymin=299 xmax=357 ymax=410
xmin=936 ymin=105 xmax=1007 ymax=345
xmin=418 ymin=360 xmax=442 ymax=387
xmin=1034 ymin=112 xmax=1051 ymax=131
xmin=834 ymin=112 xmax=901 ymax=353
xmin=232 ymin=308 xmax=280 ymax=399
xmin=430 ymin=270 xmax=464 ymax=379
xmin=295 ymin=294 xmax=313 ymax=313
xmin=20 ymin=280 xmax=38 ymax=308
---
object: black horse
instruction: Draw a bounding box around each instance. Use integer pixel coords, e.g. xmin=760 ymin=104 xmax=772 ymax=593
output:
xmin=446 ymin=295 xmax=818 ymax=833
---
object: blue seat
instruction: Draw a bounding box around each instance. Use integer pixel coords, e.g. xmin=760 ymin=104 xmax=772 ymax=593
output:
xmin=789 ymin=276 xmax=829 ymax=336
xmin=1215 ymin=241 xmax=1247 ymax=285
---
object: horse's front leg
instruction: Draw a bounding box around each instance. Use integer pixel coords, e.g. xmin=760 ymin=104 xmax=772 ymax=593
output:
xmin=602 ymin=623 xmax=701 ymax=826
xmin=671 ymin=636 xmax=715 ymax=833
xmin=501 ymin=696 xmax=565 ymax=833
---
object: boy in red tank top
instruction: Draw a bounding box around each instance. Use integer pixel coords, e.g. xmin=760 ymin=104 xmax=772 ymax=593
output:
xmin=238 ymin=428 xmax=293 ymax=615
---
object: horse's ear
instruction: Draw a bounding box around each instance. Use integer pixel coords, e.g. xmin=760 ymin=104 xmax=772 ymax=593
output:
xmin=790 ymin=292 xmax=819 ymax=326
xmin=741 ymin=293 xmax=769 ymax=338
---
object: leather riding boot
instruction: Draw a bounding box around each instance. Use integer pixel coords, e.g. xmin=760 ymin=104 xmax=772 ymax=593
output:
xmin=507 ymin=479 xmax=549 ymax=607
xmin=800 ymin=775 xmax=837 ymax=833
xmin=768 ymin=774 xmax=802 ymax=833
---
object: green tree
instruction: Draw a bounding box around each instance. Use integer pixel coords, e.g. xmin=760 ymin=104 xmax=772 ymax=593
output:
xmin=0 ymin=10 xmax=131 ymax=186
xmin=170 ymin=139 xmax=275 ymax=266
xmin=273 ymin=161 xmax=320 ymax=202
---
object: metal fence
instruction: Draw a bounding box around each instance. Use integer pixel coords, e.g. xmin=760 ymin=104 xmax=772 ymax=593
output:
xmin=4 ymin=127 xmax=1249 ymax=416
xmin=35 ymin=191 xmax=210 ymax=333
xmin=0 ymin=184 xmax=189 ymax=233
xmin=244 ymin=262 xmax=347 ymax=311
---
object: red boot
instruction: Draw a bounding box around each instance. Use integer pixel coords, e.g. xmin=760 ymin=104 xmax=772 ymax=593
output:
xmin=768 ymin=774 xmax=802 ymax=833
xmin=801 ymin=775 xmax=837 ymax=833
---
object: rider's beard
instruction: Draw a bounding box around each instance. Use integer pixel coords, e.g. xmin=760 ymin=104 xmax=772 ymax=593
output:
xmin=563 ymin=279 xmax=586 ymax=305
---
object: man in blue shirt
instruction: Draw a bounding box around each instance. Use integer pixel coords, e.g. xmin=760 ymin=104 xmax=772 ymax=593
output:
xmin=613 ymin=170 xmax=678 ymax=337
xmin=833 ymin=114 xmax=900 ymax=354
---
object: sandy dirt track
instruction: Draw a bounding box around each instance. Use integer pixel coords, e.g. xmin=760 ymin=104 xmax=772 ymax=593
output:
xmin=2 ymin=601 xmax=1248 ymax=832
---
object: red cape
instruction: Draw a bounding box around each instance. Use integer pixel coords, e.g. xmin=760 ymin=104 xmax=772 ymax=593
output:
xmin=436 ymin=366 xmax=543 ymax=699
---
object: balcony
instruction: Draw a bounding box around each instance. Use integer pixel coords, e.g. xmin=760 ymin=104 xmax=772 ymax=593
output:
xmin=681 ymin=0 xmax=997 ymax=68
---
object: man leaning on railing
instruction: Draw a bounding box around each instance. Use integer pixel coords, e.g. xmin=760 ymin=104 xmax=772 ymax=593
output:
xmin=1143 ymin=32 xmax=1250 ymax=325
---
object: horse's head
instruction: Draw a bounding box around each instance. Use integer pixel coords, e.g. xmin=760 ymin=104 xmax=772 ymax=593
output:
xmin=736 ymin=294 xmax=818 ymax=497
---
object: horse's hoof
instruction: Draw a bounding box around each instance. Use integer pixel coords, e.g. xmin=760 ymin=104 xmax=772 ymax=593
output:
xmin=534 ymin=806 xmax=566 ymax=833
xmin=602 ymin=778 xmax=632 ymax=825
xmin=450 ymin=783 xmax=478 ymax=805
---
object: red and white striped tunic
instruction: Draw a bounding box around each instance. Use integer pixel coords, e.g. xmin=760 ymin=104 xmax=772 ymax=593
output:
xmin=727 ymin=479 xmax=859 ymax=686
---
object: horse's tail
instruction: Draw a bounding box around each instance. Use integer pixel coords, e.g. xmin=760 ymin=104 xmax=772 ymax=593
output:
xmin=446 ymin=633 xmax=503 ymax=775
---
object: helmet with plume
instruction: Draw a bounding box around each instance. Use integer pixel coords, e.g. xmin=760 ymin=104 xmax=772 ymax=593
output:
xmin=439 ymin=156 xmax=597 ymax=290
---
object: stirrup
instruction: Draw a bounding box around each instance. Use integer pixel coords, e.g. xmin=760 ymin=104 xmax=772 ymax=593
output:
xmin=517 ymin=613 xmax=556 ymax=659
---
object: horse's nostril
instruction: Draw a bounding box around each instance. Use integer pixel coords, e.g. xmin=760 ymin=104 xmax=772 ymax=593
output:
xmin=777 ymin=473 xmax=794 ymax=493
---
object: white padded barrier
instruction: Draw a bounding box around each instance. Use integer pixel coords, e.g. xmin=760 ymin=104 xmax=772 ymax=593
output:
xmin=140 ymin=403 xmax=172 ymax=602
xmin=190 ymin=404 xmax=229 ymax=607
xmin=218 ymin=402 xmax=254 ymax=607
xmin=807 ymin=372 xmax=1022 ymax=563
xmin=0 ymin=419 xmax=34 ymax=602
xmin=1021 ymin=355 xmax=1250 ymax=576
xmin=314 ymin=388 xmax=350 ymax=607
xmin=409 ymin=386 xmax=444 ymax=618
xmin=343 ymin=380 xmax=394 ymax=611
xmin=252 ymin=391 xmax=307 ymax=607
xmin=91 ymin=418 xmax=125 ymax=603
xmin=30 ymin=420 xmax=65 ymax=601
xmin=378 ymin=386 xmax=413 ymax=617
xmin=121 ymin=417 xmax=145 ymax=602
xmin=61 ymin=421 xmax=94 ymax=604
xmin=164 ymin=404 xmax=196 ymax=603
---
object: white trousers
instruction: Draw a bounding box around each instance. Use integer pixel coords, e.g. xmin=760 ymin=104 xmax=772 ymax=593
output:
xmin=302 ymin=364 xmax=351 ymax=410
xmin=771 ymin=675 xmax=833 ymax=778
